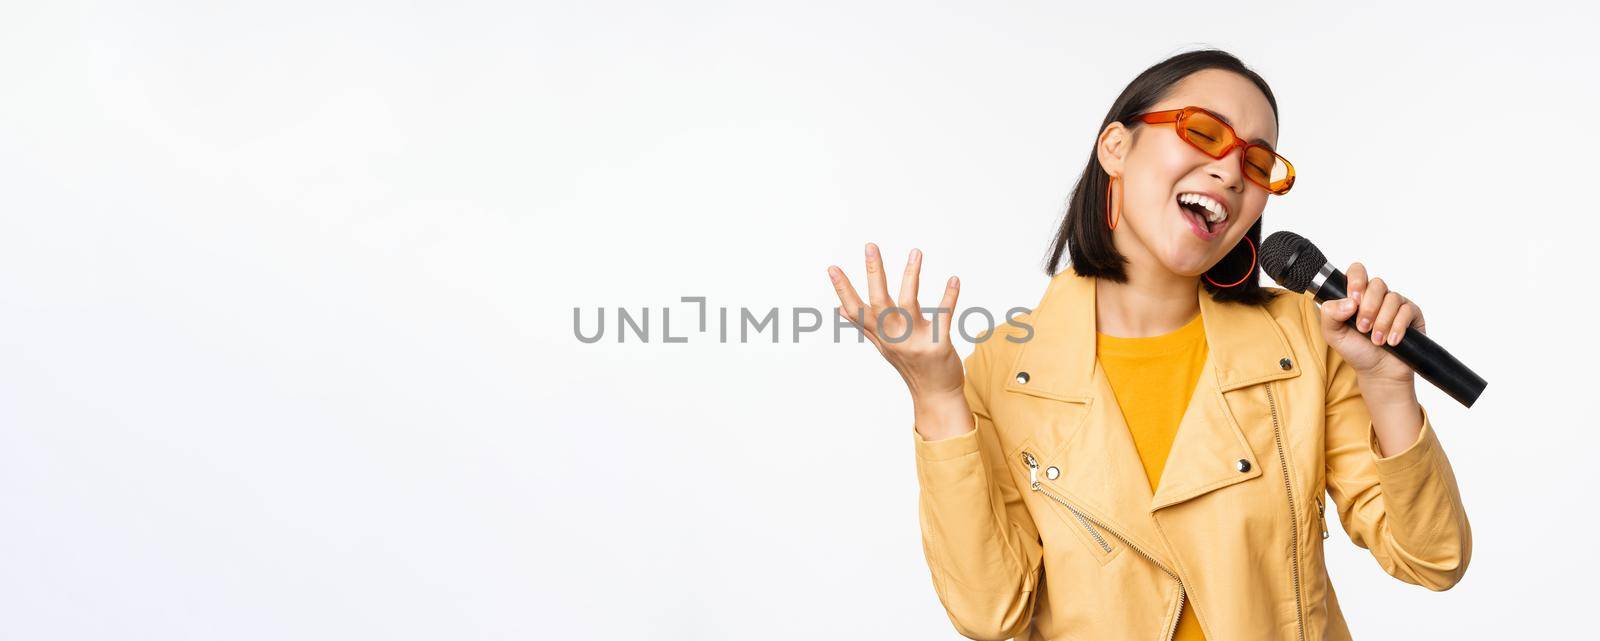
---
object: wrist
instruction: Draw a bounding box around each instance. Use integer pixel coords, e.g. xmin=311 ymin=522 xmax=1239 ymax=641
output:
xmin=912 ymin=387 xmax=964 ymax=410
xmin=913 ymin=391 xmax=973 ymax=441
xmin=1357 ymin=377 xmax=1423 ymax=458
xmin=1356 ymin=374 xmax=1418 ymax=403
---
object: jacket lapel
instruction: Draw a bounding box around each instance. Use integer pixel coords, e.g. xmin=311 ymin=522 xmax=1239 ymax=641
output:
xmin=1148 ymin=276 xmax=1303 ymax=510
xmin=1000 ymin=267 xmax=1303 ymax=560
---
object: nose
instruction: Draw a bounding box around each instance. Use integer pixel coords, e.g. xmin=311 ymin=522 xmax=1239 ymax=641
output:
xmin=1207 ymin=148 xmax=1246 ymax=193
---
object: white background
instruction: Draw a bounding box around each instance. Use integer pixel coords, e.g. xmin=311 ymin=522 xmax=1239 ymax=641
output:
xmin=3 ymin=1 xmax=1597 ymax=639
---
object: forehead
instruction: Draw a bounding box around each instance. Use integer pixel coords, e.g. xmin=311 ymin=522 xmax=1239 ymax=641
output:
xmin=1148 ymin=69 xmax=1278 ymax=148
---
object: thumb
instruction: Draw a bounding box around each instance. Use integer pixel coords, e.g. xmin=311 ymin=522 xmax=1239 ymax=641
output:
xmin=1319 ymin=294 xmax=1358 ymax=337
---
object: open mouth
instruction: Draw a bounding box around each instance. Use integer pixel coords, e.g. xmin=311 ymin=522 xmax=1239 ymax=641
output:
xmin=1176 ymin=193 xmax=1228 ymax=239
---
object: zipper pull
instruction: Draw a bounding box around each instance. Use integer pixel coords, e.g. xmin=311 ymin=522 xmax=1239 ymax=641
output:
xmin=1021 ymin=451 xmax=1039 ymax=486
xmin=1317 ymin=495 xmax=1329 ymax=540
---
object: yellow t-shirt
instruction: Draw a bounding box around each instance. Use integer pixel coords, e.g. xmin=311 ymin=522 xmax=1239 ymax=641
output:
xmin=1096 ymin=311 xmax=1208 ymax=641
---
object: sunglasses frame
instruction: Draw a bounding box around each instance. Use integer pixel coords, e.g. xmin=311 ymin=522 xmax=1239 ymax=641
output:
xmin=1135 ymin=106 xmax=1295 ymax=195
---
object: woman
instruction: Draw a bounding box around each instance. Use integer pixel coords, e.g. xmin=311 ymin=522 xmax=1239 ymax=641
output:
xmin=825 ymin=50 xmax=1470 ymax=640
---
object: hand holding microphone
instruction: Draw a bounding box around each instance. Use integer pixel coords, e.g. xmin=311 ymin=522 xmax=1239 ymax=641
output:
xmin=1315 ymin=261 xmax=1428 ymax=383
xmin=1261 ymin=231 xmax=1487 ymax=407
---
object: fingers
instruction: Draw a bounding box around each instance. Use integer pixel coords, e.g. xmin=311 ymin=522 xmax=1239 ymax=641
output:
xmin=1320 ymin=290 xmax=1359 ymax=333
xmin=1369 ymin=291 xmax=1403 ymax=346
xmin=827 ymin=265 xmax=872 ymax=332
xmin=1387 ymin=300 xmax=1418 ymax=346
xmin=864 ymin=243 xmax=893 ymax=310
xmin=897 ymin=248 xmax=923 ymax=319
xmin=937 ymin=275 xmax=960 ymax=314
xmin=1354 ymin=275 xmax=1387 ymax=335
xmin=1339 ymin=260 xmax=1427 ymax=347
xmin=936 ymin=275 xmax=960 ymax=337
xmin=1345 ymin=262 xmax=1368 ymax=316
xmin=1346 ymin=262 xmax=1367 ymax=303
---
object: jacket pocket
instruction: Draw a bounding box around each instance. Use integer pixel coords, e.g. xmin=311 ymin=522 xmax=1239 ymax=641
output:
xmin=1015 ymin=444 xmax=1121 ymax=566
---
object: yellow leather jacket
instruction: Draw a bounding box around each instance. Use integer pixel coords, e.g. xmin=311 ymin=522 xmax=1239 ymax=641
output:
xmin=912 ymin=267 xmax=1470 ymax=641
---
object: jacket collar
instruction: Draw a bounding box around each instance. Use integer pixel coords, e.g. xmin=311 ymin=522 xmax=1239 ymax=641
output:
xmin=999 ymin=266 xmax=1303 ymax=563
xmin=1003 ymin=265 xmax=1301 ymax=403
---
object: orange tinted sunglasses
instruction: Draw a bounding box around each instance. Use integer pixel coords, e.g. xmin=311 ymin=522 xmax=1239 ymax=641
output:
xmin=1136 ymin=106 xmax=1295 ymax=195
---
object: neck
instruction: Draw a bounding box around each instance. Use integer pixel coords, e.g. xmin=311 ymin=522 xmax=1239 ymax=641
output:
xmin=1095 ymin=259 xmax=1201 ymax=338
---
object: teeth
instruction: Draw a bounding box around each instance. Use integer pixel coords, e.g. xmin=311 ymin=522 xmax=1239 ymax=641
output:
xmin=1179 ymin=193 xmax=1228 ymax=224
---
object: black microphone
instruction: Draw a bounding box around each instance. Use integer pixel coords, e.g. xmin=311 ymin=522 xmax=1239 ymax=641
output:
xmin=1259 ymin=231 xmax=1487 ymax=408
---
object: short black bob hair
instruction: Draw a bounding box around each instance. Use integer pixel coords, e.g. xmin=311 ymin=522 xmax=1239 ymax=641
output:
xmin=1044 ymin=49 xmax=1279 ymax=307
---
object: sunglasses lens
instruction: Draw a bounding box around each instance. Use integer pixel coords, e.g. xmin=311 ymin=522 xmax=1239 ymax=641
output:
xmin=1179 ymin=110 xmax=1234 ymax=156
xmin=1166 ymin=107 xmax=1295 ymax=194
xmin=1244 ymin=147 xmax=1294 ymax=194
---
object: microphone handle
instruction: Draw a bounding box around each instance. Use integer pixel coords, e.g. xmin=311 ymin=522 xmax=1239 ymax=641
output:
xmin=1313 ymin=269 xmax=1487 ymax=408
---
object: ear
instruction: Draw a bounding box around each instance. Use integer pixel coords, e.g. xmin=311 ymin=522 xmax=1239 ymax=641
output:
xmin=1096 ymin=122 xmax=1132 ymax=178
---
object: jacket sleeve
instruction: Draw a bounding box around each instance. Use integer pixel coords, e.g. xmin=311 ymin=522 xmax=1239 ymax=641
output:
xmin=912 ymin=338 xmax=1045 ymax=640
xmin=1307 ymin=297 xmax=1473 ymax=591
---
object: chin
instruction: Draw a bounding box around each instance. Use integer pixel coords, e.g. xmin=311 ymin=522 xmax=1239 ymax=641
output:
xmin=1158 ymin=250 xmax=1213 ymax=278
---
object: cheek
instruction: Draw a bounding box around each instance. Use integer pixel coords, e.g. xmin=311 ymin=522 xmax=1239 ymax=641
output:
xmin=1235 ymin=198 xmax=1267 ymax=233
xmin=1124 ymin=147 xmax=1192 ymax=214
xmin=1133 ymin=140 xmax=1196 ymax=180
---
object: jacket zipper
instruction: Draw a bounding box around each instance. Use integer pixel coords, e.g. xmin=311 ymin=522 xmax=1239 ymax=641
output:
xmin=1317 ymin=495 xmax=1329 ymax=540
xmin=1021 ymin=451 xmax=1186 ymax=641
xmin=1021 ymin=452 xmax=1112 ymax=553
xmin=1265 ymin=384 xmax=1307 ymax=641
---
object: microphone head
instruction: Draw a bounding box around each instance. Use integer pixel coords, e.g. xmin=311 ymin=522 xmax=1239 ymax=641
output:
xmin=1259 ymin=231 xmax=1325 ymax=293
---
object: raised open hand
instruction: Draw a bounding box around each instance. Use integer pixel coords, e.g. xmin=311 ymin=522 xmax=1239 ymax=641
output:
xmin=827 ymin=243 xmax=965 ymax=406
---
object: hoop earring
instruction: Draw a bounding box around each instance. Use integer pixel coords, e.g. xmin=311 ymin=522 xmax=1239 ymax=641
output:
xmin=1105 ymin=177 xmax=1121 ymax=230
xmin=1203 ymin=234 xmax=1257 ymax=288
